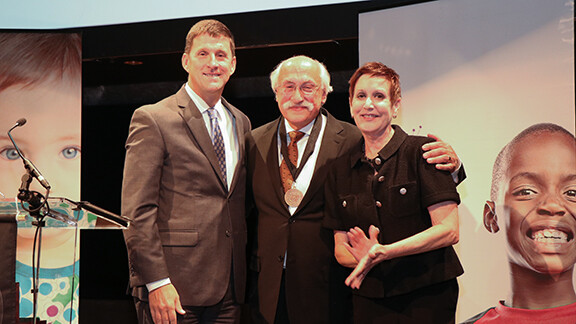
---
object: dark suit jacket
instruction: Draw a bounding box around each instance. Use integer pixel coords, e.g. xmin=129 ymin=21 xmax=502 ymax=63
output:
xmin=122 ymin=85 xmax=251 ymax=306
xmin=246 ymin=109 xmax=362 ymax=324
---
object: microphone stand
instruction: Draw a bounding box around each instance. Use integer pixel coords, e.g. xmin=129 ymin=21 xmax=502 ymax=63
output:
xmin=6 ymin=119 xmax=130 ymax=323
xmin=9 ymin=119 xmax=52 ymax=324
xmin=18 ymin=173 xmax=49 ymax=324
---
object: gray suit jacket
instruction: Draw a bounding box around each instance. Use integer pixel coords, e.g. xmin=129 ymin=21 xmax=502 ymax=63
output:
xmin=122 ymin=85 xmax=251 ymax=306
xmin=246 ymin=109 xmax=361 ymax=323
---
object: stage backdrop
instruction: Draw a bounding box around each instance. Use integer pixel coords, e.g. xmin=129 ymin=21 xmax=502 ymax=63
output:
xmin=359 ymin=0 xmax=575 ymax=320
xmin=0 ymin=32 xmax=87 ymax=324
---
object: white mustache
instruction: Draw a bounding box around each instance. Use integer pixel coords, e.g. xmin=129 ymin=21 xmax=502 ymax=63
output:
xmin=282 ymin=102 xmax=314 ymax=111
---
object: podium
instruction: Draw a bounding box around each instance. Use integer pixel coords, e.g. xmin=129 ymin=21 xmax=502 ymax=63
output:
xmin=0 ymin=211 xmax=18 ymax=324
xmin=0 ymin=198 xmax=129 ymax=324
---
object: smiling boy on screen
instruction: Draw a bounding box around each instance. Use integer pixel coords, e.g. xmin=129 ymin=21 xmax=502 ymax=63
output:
xmin=463 ymin=123 xmax=576 ymax=323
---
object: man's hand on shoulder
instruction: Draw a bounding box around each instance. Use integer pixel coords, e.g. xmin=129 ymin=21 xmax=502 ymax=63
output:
xmin=422 ymin=134 xmax=461 ymax=174
xmin=149 ymin=283 xmax=185 ymax=323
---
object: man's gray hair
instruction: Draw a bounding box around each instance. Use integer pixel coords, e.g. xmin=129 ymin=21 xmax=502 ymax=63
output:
xmin=269 ymin=55 xmax=333 ymax=95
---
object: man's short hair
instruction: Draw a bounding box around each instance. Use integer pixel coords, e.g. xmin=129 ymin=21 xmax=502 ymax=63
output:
xmin=269 ymin=55 xmax=333 ymax=95
xmin=184 ymin=19 xmax=235 ymax=56
xmin=490 ymin=123 xmax=575 ymax=201
xmin=0 ymin=32 xmax=81 ymax=91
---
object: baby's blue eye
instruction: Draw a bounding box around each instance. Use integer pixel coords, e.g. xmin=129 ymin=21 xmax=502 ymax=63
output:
xmin=61 ymin=146 xmax=80 ymax=159
xmin=0 ymin=147 xmax=20 ymax=160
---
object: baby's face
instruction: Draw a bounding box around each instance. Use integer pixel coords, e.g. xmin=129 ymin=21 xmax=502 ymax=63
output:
xmin=498 ymin=132 xmax=576 ymax=275
xmin=0 ymin=81 xmax=81 ymax=201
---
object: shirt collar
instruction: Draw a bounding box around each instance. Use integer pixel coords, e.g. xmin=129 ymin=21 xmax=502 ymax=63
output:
xmin=282 ymin=117 xmax=316 ymax=137
xmin=184 ymin=83 xmax=223 ymax=114
xmin=350 ymin=125 xmax=408 ymax=168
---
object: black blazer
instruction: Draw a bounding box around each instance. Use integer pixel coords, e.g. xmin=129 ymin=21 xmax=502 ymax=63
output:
xmin=323 ymin=125 xmax=464 ymax=298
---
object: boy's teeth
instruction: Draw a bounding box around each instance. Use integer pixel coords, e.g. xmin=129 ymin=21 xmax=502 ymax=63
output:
xmin=532 ymin=229 xmax=568 ymax=243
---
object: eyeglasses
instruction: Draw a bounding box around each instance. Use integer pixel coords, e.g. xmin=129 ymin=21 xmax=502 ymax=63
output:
xmin=278 ymin=83 xmax=320 ymax=96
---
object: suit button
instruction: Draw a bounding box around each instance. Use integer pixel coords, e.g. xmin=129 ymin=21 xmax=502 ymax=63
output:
xmin=289 ymin=218 xmax=296 ymax=224
xmin=375 ymin=201 xmax=382 ymax=208
xmin=378 ymin=176 xmax=385 ymax=182
xmin=225 ymin=230 xmax=231 ymax=237
xmin=374 ymin=157 xmax=382 ymax=165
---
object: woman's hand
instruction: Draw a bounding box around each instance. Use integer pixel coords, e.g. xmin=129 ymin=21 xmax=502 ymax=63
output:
xmin=343 ymin=225 xmax=382 ymax=289
xmin=345 ymin=243 xmax=389 ymax=289
xmin=345 ymin=225 xmax=380 ymax=262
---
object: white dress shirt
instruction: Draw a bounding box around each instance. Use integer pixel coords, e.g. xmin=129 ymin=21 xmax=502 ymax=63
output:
xmin=277 ymin=113 xmax=327 ymax=215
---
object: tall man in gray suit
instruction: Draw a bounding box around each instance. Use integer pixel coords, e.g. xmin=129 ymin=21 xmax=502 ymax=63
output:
xmin=122 ymin=19 xmax=251 ymax=324
xmin=246 ymin=55 xmax=464 ymax=324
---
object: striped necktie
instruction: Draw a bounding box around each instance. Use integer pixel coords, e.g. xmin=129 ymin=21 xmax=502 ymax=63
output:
xmin=207 ymin=107 xmax=227 ymax=185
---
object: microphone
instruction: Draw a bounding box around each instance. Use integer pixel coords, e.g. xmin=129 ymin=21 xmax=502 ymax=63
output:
xmin=77 ymin=201 xmax=130 ymax=228
xmin=58 ymin=198 xmax=130 ymax=228
xmin=7 ymin=118 xmax=52 ymax=190
xmin=13 ymin=118 xmax=27 ymax=128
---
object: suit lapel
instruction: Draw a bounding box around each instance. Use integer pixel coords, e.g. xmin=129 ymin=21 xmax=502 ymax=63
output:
xmin=294 ymin=111 xmax=345 ymax=214
xmin=255 ymin=118 xmax=289 ymax=213
xmin=176 ymin=86 xmax=227 ymax=190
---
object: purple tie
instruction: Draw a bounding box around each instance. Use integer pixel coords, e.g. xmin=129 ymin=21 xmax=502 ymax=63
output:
xmin=207 ymin=108 xmax=227 ymax=185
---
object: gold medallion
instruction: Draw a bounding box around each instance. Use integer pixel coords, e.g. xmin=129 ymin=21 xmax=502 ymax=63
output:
xmin=284 ymin=188 xmax=303 ymax=207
